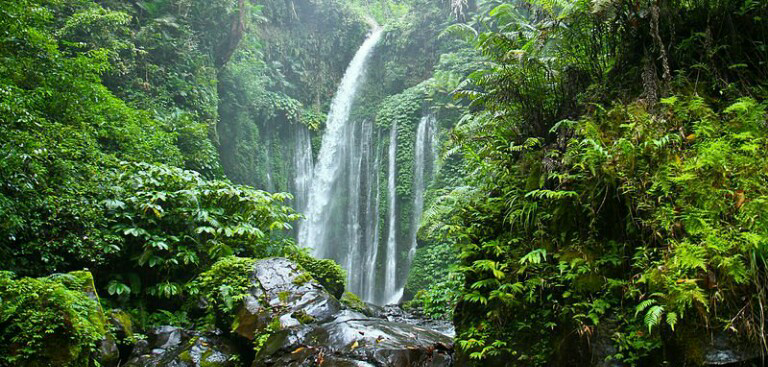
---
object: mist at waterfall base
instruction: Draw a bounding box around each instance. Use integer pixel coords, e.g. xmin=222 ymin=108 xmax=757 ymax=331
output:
xmin=292 ymin=27 xmax=438 ymax=305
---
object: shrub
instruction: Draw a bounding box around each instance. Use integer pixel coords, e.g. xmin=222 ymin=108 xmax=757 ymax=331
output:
xmin=191 ymin=256 xmax=258 ymax=319
xmin=103 ymin=162 xmax=299 ymax=303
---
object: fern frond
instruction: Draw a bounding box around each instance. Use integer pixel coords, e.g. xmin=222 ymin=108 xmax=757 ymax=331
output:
xmin=666 ymin=311 xmax=678 ymax=331
xmin=635 ymin=299 xmax=657 ymax=317
xmin=644 ymin=305 xmax=664 ymax=332
xmin=439 ymin=23 xmax=478 ymax=42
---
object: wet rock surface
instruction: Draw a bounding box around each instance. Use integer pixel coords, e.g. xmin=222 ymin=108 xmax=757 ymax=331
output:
xmin=254 ymin=310 xmax=453 ymax=367
xmin=379 ymin=305 xmax=455 ymax=338
xmin=242 ymin=258 xmax=454 ymax=366
xmin=122 ymin=326 xmax=238 ymax=367
xmin=121 ymin=258 xmax=454 ymax=367
xmin=234 ymin=257 xmax=342 ymax=339
xmin=703 ymin=330 xmax=760 ymax=366
xmin=96 ymin=335 xmax=120 ymax=367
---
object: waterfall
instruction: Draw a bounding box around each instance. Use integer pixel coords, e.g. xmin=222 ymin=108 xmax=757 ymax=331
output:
xmin=298 ymin=26 xmax=382 ymax=254
xmin=408 ymin=115 xmax=432 ymax=262
xmin=388 ymin=114 xmax=437 ymax=304
xmin=295 ymin=25 xmax=438 ymax=305
xmin=292 ymin=126 xmax=313 ymax=212
xmin=383 ymin=122 xmax=398 ymax=303
xmin=298 ymin=25 xmax=384 ymax=301
xmin=344 ymin=119 xmax=364 ymax=294
xmin=364 ymin=144 xmax=381 ymax=302
xmin=430 ymin=115 xmax=439 ymax=174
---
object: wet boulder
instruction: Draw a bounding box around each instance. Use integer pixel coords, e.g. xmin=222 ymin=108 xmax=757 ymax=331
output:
xmin=253 ymin=310 xmax=454 ymax=367
xmin=380 ymin=305 xmax=454 ymax=338
xmin=194 ymin=257 xmax=454 ymax=366
xmin=233 ymin=257 xmax=341 ymax=340
xmin=122 ymin=326 xmax=238 ymax=367
xmin=703 ymin=330 xmax=760 ymax=366
xmin=96 ymin=335 xmax=120 ymax=367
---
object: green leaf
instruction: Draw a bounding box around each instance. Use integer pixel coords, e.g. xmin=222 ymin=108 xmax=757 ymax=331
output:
xmin=520 ymin=248 xmax=547 ymax=265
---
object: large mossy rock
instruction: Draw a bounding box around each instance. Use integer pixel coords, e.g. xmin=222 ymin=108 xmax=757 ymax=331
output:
xmin=0 ymin=270 xmax=107 ymax=366
xmin=108 ymin=309 xmax=135 ymax=342
xmin=233 ymin=257 xmax=342 ymax=339
xmin=123 ymin=326 xmax=238 ymax=367
xmin=231 ymin=258 xmax=453 ymax=366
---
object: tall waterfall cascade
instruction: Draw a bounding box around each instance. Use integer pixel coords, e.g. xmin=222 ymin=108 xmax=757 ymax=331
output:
xmin=383 ymin=121 xmax=398 ymax=302
xmin=409 ymin=114 xmax=437 ymax=264
xmin=298 ymin=25 xmax=383 ymax=252
xmin=296 ymin=23 xmax=439 ymax=304
xmin=298 ymin=25 xmax=385 ymax=302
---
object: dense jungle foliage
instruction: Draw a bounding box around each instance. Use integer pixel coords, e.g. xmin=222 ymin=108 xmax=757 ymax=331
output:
xmin=0 ymin=0 xmax=309 ymax=294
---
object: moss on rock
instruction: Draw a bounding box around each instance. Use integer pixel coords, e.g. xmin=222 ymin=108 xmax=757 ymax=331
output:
xmin=108 ymin=309 xmax=134 ymax=340
xmin=340 ymin=292 xmax=367 ymax=313
xmin=179 ymin=349 xmax=194 ymax=363
xmin=291 ymin=310 xmax=315 ymax=324
xmin=290 ymin=252 xmax=346 ymax=299
xmin=0 ymin=270 xmax=107 ymax=366
xmin=292 ymin=271 xmax=313 ymax=286
xmin=193 ymin=257 xmax=258 ymax=318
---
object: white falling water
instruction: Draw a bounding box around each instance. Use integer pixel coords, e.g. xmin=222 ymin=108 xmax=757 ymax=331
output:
xmin=364 ymin=146 xmax=381 ymax=302
xmin=299 ymin=26 xmax=383 ymax=258
xmin=292 ymin=126 xmax=313 ymax=212
xmin=389 ymin=114 xmax=437 ymax=304
xmin=294 ymin=25 xmax=439 ymax=305
xmin=408 ymin=115 xmax=433 ymax=262
xmin=430 ymin=115 xmax=439 ymax=173
xmin=345 ymin=119 xmax=364 ymax=294
xmin=383 ymin=122 xmax=398 ymax=302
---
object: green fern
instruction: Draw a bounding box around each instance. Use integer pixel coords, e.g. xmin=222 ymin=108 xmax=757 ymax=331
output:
xmin=666 ymin=312 xmax=678 ymax=331
xmin=520 ymin=248 xmax=547 ymax=265
xmin=644 ymin=305 xmax=664 ymax=332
